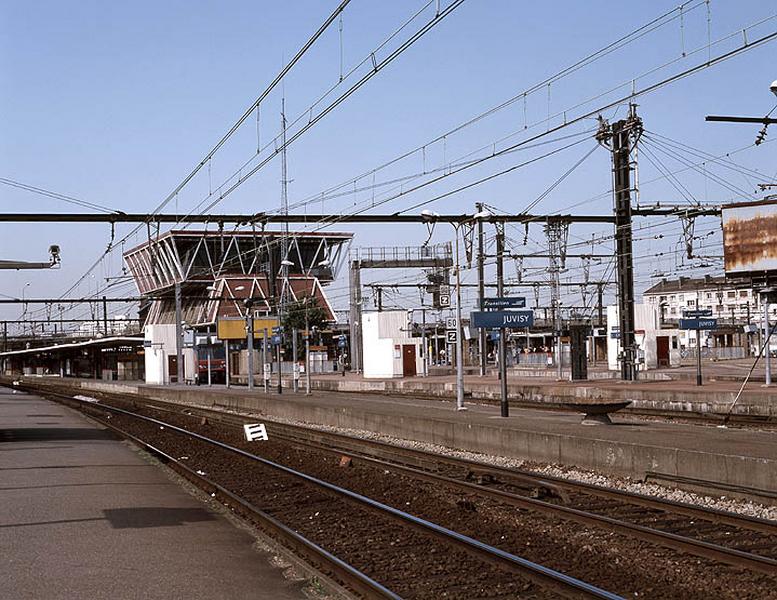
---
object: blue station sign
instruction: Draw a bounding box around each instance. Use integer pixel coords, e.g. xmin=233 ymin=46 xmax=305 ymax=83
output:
xmin=471 ymin=310 xmax=534 ymax=329
xmin=483 ymin=297 xmax=526 ymax=309
xmin=679 ymin=318 xmax=718 ymax=330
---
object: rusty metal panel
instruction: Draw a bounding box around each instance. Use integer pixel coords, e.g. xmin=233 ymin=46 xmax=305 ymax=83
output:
xmin=722 ymin=200 xmax=777 ymax=275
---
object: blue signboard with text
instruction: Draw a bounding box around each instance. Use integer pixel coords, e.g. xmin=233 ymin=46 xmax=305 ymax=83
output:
xmin=679 ymin=318 xmax=718 ymax=330
xmin=471 ymin=310 xmax=534 ymax=329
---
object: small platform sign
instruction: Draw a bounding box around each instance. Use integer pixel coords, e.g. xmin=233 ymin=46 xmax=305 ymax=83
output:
xmin=446 ymin=330 xmax=458 ymax=344
xmin=471 ymin=310 xmax=534 ymax=329
xmin=293 ymin=363 xmax=300 ymax=380
xmin=243 ymin=423 xmax=268 ymax=441
xmin=438 ymin=294 xmax=451 ymax=307
xmin=483 ymin=297 xmax=526 ymax=309
xmin=445 ymin=317 xmax=458 ymax=330
xmin=263 ymin=363 xmax=271 ymax=379
xmin=683 ymin=309 xmax=713 ymax=318
xmin=679 ymin=318 xmax=718 ymax=330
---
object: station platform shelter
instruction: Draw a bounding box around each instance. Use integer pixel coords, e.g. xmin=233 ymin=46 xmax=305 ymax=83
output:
xmin=0 ymin=336 xmax=145 ymax=381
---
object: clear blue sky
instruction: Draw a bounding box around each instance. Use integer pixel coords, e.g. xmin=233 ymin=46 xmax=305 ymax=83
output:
xmin=1 ymin=1 xmax=776 ymax=326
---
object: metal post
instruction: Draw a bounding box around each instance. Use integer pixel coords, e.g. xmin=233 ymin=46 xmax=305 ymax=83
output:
xmin=174 ymin=282 xmax=183 ymax=385
xmin=433 ymin=323 xmax=439 ymax=367
xmin=377 ymin=287 xmax=383 ymax=311
xmin=305 ymin=325 xmax=311 ymax=395
xmin=765 ymin=300 xmax=772 ymax=386
xmin=206 ymin=326 xmax=212 ymax=387
xmin=102 ymin=295 xmax=108 ymax=336
xmin=349 ymin=260 xmax=362 ymax=373
xmin=246 ymin=312 xmax=254 ymax=390
xmin=454 ymin=228 xmax=466 ymax=411
xmin=476 ymin=202 xmax=486 ymax=376
xmin=292 ymin=327 xmax=299 ymax=392
xmin=695 ymin=327 xmax=702 ymax=386
xmin=421 ymin=309 xmax=428 ymax=377
xmin=277 ymin=335 xmax=282 ymax=394
xmin=496 ymin=225 xmax=508 ymax=417
xmin=263 ymin=328 xmax=269 ymax=393
xmin=225 ymin=339 xmax=231 ymax=388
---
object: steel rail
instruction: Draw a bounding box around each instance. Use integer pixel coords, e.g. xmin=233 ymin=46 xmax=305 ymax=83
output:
xmin=42 ymin=388 xmax=622 ymax=600
xmin=92 ymin=415 xmax=401 ymax=600
xmin=270 ymin=429 xmax=777 ymax=575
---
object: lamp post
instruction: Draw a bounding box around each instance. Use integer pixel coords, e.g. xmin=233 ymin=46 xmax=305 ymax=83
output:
xmin=244 ymin=297 xmax=255 ymax=390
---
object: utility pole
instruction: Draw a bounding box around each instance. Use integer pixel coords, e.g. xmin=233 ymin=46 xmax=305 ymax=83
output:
xmin=305 ymin=308 xmax=311 ymax=395
xmin=764 ymin=294 xmax=772 ymax=386
xmin=102 ymin=296 xmax=108 ymax=336
xmin=263 ymin=328 xmax=269 ymax=393
xmin=292 ymin=327 xmax=299 ymax=392
xmin=597 ymin=104 xmax=642 ymax=381
xmin=277 ymin=334 xmax=283 ymax=394
xmin=174 ymin=282 xmax=183 ymax=384
xmin=495 ymin=224 xmax=508 ymax=417
xmin=206 ymin=325 xmax=212 ymax=386
xmin=454 ymin=227 xmax=466 ymax=411
xmin=476 ymin=202 xmax=487 ymax=376
xmin=246 ymin=301 xmax=254 ymax=390
xmin=695 ymin=327 xmax=703 ymax=386
xmin=421 ymin=308 xmax=428 ymax=377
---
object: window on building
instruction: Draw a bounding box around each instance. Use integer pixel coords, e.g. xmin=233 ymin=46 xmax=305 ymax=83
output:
xmin=670 ymin=307 xmax=677 ymax=315
xmin=670 ymin=295 xmax=676 ymax=301
xmin=727 ymin=291 xmax=736 ymax=298
xmin=717 ymin=305 xmax=723 ymax=313
xmin=679 ymin=294 xmax=684 ymax=302
xmin=689 ymin=337 xmax=696 ymax=346
xmin=705 ymin=292 xmax=712 ymax=299
xmin=740 ymin=290 xmax=748 ymax=297
xmin=706 ymin=305 xmax=712 ymax=312
xmin=660 ymin=295 xmax=667 ymax=302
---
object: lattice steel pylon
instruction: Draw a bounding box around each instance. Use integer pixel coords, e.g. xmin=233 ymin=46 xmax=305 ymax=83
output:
xmin=544 ymin=219 xmax=569 ymax=378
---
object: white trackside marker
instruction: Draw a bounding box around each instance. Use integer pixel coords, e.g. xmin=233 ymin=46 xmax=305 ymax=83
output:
xmin=244 ymin=423 xmax=268 ymax=441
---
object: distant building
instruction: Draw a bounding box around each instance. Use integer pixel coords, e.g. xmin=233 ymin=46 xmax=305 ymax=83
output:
xmin=642 ymin=275 xmax=770 ymax=324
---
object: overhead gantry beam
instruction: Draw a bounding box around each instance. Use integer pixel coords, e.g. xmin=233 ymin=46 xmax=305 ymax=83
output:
xmin=0 ymin=212 xmax=618 ymax=224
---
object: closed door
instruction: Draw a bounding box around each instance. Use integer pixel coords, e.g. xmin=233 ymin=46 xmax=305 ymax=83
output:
xmin=656 ymin=336 xmax=670 ymax=367
xmin=168 ymin=355 xmax=180 ymax=383
xmin=402 ymin=345 xmax=416 ymax=376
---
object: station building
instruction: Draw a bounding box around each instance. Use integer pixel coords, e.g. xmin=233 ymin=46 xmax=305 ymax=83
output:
xmin=123 ymin=229 xmax=351 ymax=384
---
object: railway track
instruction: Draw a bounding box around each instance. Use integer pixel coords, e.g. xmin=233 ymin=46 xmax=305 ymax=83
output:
xmin=26 ymin=385 xmax=622 ymax=600
xmin=10 ymin=381 xmax=777 ymax=597
xmin=72 ymin=387 xmax=777 ymax=573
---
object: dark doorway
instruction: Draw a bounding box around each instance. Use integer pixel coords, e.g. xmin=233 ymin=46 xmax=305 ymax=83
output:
xmin=168 ymin=355 xmax=181 ymax=383
xmin=657 ymin=336 xmax=670 ymax=368
xmin=402 ymin=345 xmax=416 ymax=376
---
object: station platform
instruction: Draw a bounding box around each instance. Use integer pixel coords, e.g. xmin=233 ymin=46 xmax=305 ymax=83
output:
xmin=20 ymin=377 xmax=777 ymax=504
xmin=310 ymin=371 xmax=777 ymax=419
xmin=0 ymin=386 xmax=308 ymax=600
